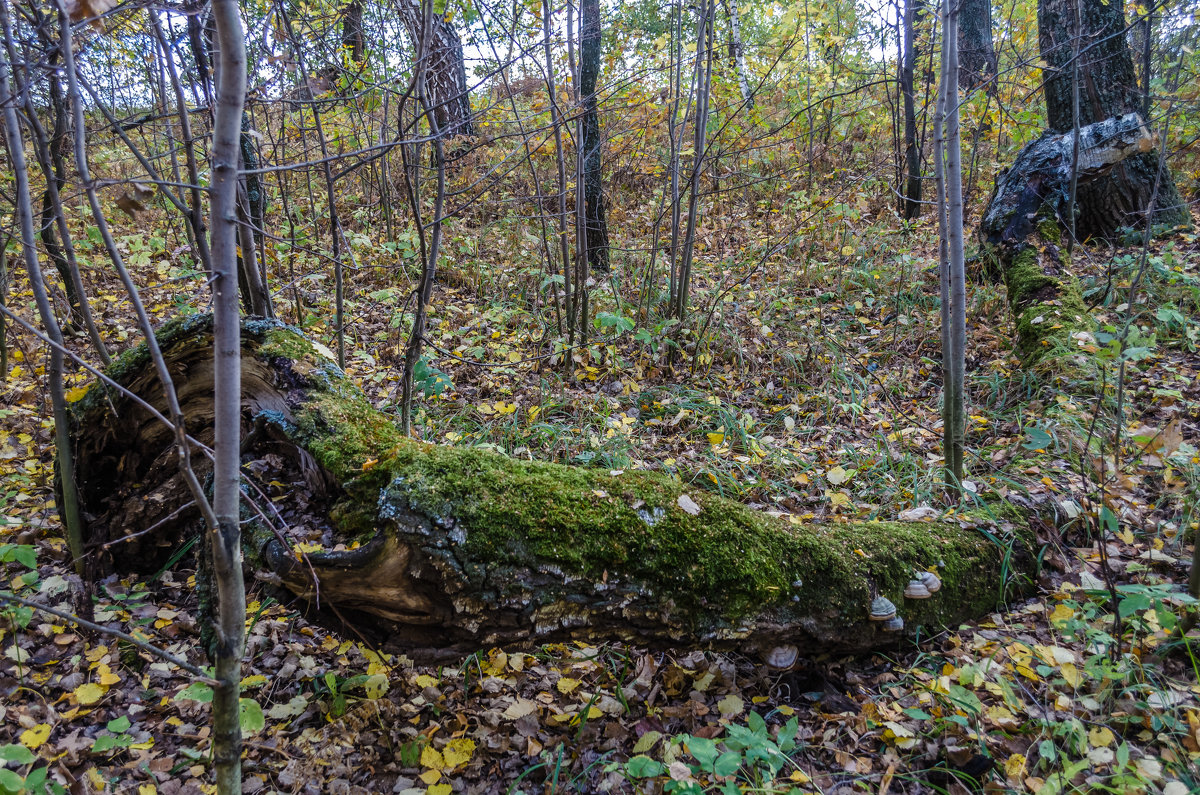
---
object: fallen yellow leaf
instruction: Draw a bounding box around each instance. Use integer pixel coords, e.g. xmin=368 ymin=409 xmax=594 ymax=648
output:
xmin=75 ymin=682 xmax=106 ymax=705
xmin=441 ymin=738 xmax=475 ymax=770
xmin=20 ymin=723 xmax=51 ymax=749
xmin=420 ymin=745 xmax=444 ymax=771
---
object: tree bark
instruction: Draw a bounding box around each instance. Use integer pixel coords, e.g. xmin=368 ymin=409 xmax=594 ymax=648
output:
xmin=957 ymin=0 xmax=995 ymax=90
xmin=979 ymin=113 xmax=1153 ymax=356
xmin=940 ymin=0 xmax=966 ymax=495
xmin=1038 ymin=0 xmax=1187 ymax=237
xmin=208 ymin=0 xmax=249 ymax=785
xmin=721 ymin=0 xmax=754 ymax=108
xmin=398 ymin=0 xmax=475 ymax=140
xmin=0 ymin=1 xmax=85 ymax=573
xmin=900 ymin=0 xmax=922 ymax=220
xmin=71 ymin=317 xmax=1035 ymax=662
xmin=343 ymin=0 xmax=365 ymax=64
xmin=579 ymin=0 xmax=610 ymax=273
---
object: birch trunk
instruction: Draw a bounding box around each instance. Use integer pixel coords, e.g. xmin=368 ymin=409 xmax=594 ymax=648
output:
xmin=1037 ymin=0 xmax=1187 ymax=237
xmin=722 ymin=0 xmax=754 ymax=109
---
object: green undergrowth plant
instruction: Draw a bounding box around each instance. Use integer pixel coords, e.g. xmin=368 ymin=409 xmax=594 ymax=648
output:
xmin=608 ymin=710 xmax=808 ymax=793
xmin=0 ymin=743 xmax=63 ymax=795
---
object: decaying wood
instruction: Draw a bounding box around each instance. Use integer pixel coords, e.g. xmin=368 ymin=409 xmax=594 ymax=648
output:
xmin=71 ymin=316 xmax=1034 ymax=661
xmin=979 ymin=113 xmax=1152 ymax=357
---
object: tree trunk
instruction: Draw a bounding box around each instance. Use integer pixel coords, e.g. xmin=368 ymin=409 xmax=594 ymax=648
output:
xmin=579 ymin=0 xmax=610 ymax=273
xmin=1038 ymin=0 xmax=1187 ymax=237
xmin=939 ymin=0 xmax=966 ymax=495
xmin=721 ymin=0 xmax=754 ymax=108
xmin=208 ymin=0 xmax=250 ymax=785
xmin=71 ymin=316 xmax=1035 ymax=662
xmin=900 ymin=0 xmax=922 ymax=220
xmin=343 ymin=0 xmax=365 ymax=64
xmin=957 ymin=0 xmax=995 ymax=90
xmin=399 ymin=0 xmax=475 ymax=140
xmin=979 ymin=113 xmax=1152 ymax=356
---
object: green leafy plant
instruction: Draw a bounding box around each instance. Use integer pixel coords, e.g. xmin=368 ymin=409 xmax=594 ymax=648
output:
xmin=610 ymin=712 xmax=806 ymax=793
xmin=414 ymin=354 xmax=454 ymax=397
xmin=174 ymin=682 xmax=265 ymax=735
xmin=0 ymin=744 xmax=64 ymax=795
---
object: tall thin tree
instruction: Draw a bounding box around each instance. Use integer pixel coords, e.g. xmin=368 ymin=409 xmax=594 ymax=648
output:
xmin=578 ymin=0 xmax=610 ymax=274
xmin=937 ymin=0 xmax=966 ymax=497
xmin=0 ymin=0 xmax=85 ymax=575
xmin=208 ymin=0 xmax=249 ymax=788
xmin=900 ymin=0 xmax=922 ymax=219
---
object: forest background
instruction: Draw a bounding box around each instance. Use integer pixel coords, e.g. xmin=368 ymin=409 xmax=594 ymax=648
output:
xmin=0 ymin=0 xmax=1199 ymax=791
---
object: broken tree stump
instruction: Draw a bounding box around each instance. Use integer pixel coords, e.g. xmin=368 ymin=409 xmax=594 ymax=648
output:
xmin=979 ymin=113 xmax=1153 ymax=357
xmin=70 ymin=315 xmax=1033 ymax=660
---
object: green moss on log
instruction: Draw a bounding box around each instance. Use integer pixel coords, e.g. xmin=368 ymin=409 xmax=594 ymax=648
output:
xmin=1006 ymin=244 xmax=1089 ymax=358
xmin=351 ymin=442 xmax=1017 ymax=630
xmin=76 ymin=316 xmax=1036 ymax=653
xmin=241 ymin=322 xmax=1029 ymax=638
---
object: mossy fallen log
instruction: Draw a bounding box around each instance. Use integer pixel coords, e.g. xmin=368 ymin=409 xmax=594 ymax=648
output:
xmin=70 ymin=315 xmax=1033 ymax=660
xmin=979 ymin=113 xmax=1153 ymax=357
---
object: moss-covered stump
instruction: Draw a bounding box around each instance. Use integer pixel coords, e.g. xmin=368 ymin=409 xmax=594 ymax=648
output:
xmin=70 ymin=315 xmax=1034 ymax=660
xmin=979 ymin=113 xmax=1153 ymax=357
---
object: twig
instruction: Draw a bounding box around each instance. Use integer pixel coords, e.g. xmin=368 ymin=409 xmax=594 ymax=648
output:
xmin=0 ymin=591 xmax=217 ymax=684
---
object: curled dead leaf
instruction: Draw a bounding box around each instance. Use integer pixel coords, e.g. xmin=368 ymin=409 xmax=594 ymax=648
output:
xmin=114 ymin=182 xmax=157 ymax=218
xmin=64 ymin=0 xmax=117 ymax=30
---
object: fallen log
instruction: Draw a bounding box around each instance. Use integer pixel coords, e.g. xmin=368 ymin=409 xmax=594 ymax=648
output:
xmin=979 ymin=113 xmax=1153 ymax=357
xmin=70 ymin=315 xmax=1033 ymax=660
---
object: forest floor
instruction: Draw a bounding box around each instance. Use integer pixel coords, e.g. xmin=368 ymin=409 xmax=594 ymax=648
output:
xmin=1 ymin=206 xmax=1199 ymax=794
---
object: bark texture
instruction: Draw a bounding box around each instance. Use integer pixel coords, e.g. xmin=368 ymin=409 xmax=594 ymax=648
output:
xmin=71 ymin=317 xmax=1034 ymax=661
xmin=1037 ymin=0 xmax=1187 ymax=237
xmin=980 ymin=113 xmax=1152 ymax=356
xmin=399 ymin=0 xmax=475 ymax=140
xmin=900 ymin=0 xmax=922 ymax=219
xmin=721 ymin=0 xmax=754 ymax=108
xmin=957 ymin=0 xmax=996 ymax=90
xmin=579 ymin=0 xmax=610 ymax=273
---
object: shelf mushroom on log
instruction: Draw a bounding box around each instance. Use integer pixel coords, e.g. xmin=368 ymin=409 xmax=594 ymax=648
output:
xmin=69 ymin=315 xmax=1034 ymax=661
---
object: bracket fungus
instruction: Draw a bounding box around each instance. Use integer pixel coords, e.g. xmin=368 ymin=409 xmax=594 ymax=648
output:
xmin=764 ymin=644 xmax=800 ymax=670
xmin=904 ymin=579 xmax=933 ymax=600
xmin=869 ymin=595 xmax=898 ymax=622
xmin=920 ymin=571 xmax=942 ymax=593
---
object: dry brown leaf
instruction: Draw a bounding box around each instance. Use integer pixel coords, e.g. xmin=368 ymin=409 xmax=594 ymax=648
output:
xmin=64 ymin=0 xmax=116 ymax=30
